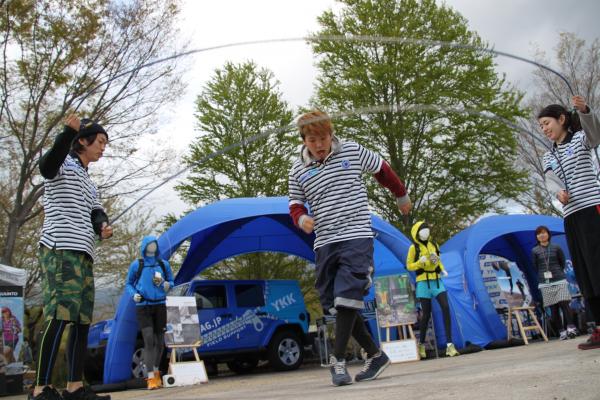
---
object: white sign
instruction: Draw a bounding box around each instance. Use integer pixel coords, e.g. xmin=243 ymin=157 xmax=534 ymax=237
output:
xmin=165 ymin=296 xmax=200 ymax=346
xmin=381 ymin=339 xmax=419 ymax=363
xmin=164 ymin=361 xmax=208 ymax=386
xmin=0 ymin=264 xmax=27 ymax=286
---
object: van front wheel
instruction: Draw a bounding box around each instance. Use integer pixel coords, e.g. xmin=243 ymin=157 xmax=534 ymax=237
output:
xmin=267 ymin=330 xmax=303 ymax=371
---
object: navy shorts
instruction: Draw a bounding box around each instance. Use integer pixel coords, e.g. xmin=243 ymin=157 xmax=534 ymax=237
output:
xmin=314 ymin=237 xmax=374 ymax=313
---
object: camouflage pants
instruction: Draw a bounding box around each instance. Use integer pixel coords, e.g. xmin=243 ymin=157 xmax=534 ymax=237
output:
xmin=39 ymin=246 xmax=95 ymax=324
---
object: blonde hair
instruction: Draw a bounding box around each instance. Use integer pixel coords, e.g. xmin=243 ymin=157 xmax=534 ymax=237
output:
xmin=297 ymin=110 xmax=333 ymax=138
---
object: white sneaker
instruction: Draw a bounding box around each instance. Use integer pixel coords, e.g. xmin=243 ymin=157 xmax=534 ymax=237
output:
xmin=559 ymin=330 xmax=568 ymax=340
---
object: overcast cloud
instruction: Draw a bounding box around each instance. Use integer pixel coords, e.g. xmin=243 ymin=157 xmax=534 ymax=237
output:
xmin=137 ymin=0 xmax=600 ymax=217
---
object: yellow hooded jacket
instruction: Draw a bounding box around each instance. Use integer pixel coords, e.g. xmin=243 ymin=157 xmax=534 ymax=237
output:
xmin=406 ymin=221 xmax=445 ymax=283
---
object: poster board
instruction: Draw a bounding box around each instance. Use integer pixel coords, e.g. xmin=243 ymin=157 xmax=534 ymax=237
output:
xmin=479 ymin=255 xmax=532 ymax=309
xmin=0 ymin=264 xmax=26 ymax=375
xmin=479 ymin=255 xmax=510 ymax=309
xmin=381 ymin=339 xmax=419 ymax=363
xmin=374 ymin=274 xmax=417 ymax=327
xmin=374 ymin=274 xmax=419 ymax=363
xmin=165 ymin=296 xmax=200 ymax=346
xmin=0 ymin=264 xmax=26 ymax=396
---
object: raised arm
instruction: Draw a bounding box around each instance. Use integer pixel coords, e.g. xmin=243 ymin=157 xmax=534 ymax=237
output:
xmin=39 ymin=115 xmax=80 ymax=179
xmin=573 ymin=95 xmax=600 ymax=148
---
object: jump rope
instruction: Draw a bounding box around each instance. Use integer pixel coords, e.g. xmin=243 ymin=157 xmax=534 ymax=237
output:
xmin=64 ymin=35 xmax=586 ymax=223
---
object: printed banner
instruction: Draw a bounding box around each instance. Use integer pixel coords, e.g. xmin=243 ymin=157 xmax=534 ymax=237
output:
xmin=165 ymin=296 xmax=201 ymax=346
xmin=0 ymin=264 xmax=26 ymax=378
xmin=479 ymin=255 xmax=531 ymax=309
xmin=374 ymin=274 xmax=417 ymax=327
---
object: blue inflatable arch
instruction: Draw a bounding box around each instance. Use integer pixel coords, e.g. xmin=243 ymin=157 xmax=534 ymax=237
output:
xmin=103 ymin=198 xmax=567 ymax=384
xmin=103 ymin=197 xmax=411 ymax=384
xmin=441 ymin=214 xmax=567 ymax=345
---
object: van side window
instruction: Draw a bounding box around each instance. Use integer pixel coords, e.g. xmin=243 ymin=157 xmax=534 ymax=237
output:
xmin=193 ymin=285 xmax=226 ymax=310
xmin=169 ymin=283 xmax=190 ymax=297
xmin=235 ymin=284 xmax=265 ymax=308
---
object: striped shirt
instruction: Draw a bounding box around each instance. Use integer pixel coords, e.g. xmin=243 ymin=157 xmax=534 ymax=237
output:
xmin=543 ymin=130 xmax=600 ymax=217
xmin=40 ymin=154 xmax=103 ymax=259
xmin=288 ymin=139 xmax=382 ymax=249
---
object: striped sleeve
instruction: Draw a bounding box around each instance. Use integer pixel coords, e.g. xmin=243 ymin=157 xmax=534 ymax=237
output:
xmin=92 ymin=190 xmax=104 ymax=211
xmin=357 ymin=143 xmax=382 ymax=173
xmin=542 ymin=152 xmax=552 ymax=173
xmin=288 ymin=164 xmax=306 ymax=206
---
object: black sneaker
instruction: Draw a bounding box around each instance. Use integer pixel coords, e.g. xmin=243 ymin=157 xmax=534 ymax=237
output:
xmin=62 ymin=387 xmax=111 ymax=400
xmin=354 ymin=351 xmax=391 ymax=382
xmin=28 ymin=386 xmax=63 ymax=400
xmin=329 ymin=355 xmax=352 ymax=386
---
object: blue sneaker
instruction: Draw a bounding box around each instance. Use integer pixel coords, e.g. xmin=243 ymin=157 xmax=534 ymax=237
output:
xmin=354 ymin=351 xmax=391 ymax=382
xmin=329 ymin=355 xmax=352 ymax=386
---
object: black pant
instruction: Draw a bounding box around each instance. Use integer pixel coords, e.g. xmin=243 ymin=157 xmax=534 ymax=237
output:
xmin=549 ymin=301 xmax=574 ymax=332
xmin=136 ymin=304 xmax=167 ymax=370
xmin=334 ymin=308 xmax=379 ymax=360
xmin=564 ymin=205 xmax=600 ymax=323
xmin=419 ymin=292 xmax=452 ymax=344
xmin=35 ymin=319 xmax=89 ymax=386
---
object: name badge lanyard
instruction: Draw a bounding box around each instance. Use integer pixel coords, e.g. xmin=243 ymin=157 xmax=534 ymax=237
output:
xmin=543 ymin=246 xmax=552 ymax=283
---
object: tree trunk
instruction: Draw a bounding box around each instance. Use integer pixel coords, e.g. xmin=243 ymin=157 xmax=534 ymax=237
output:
xmin=1 ymin=216 xmax=19 ymax=266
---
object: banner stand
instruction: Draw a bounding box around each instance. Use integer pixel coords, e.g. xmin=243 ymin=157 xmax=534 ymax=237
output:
xmin=380 ymin=323 xmax=420 ymax=363
xmin=163 ymin=340 xmax=208 ymax=387
xmin=0 ymin=264 xmax=27 ymax=396
xmin=163 ymin=297 xmax=207 ymax=388
xmin=374 ymin=274 xmax=419 ymax=364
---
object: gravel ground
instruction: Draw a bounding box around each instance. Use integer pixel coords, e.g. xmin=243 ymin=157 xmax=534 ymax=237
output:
xmin=10 ymin=339 xmax=600 ymax=400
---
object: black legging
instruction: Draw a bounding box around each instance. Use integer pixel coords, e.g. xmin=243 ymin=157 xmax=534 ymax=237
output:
xmin=419 ymin=291 xmax=452 ymax=344
xmin=334 ymin=307 xmax=379 ymax=360
xmin=35 ymin=319 xmax=89 ymax=386
xmin=136 ymin=304 xmax=166 ymax=371
xmin=588 ymin=296 xmax=600 ymax=324
xmin=140 ymin=327 xmax=165 ymax=370
xmin=548 ymin=300 xmax=574 ymax=332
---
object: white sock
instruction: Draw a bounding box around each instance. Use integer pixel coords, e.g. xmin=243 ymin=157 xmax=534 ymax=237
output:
xmin=148 ymin=372 xmax=154 ymax=379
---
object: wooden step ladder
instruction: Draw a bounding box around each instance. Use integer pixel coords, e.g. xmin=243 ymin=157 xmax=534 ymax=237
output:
xmin=506 ymin=306 xmax=548 ymax=344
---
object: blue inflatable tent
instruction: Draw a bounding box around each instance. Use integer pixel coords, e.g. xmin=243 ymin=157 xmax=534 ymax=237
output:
xmin=103 ymin=197 xmax=411 ymax=383
xmin=440 ymin=214 xmax=567 ymax=346
xmin=103 ymin=197 xmax=566 ymax=384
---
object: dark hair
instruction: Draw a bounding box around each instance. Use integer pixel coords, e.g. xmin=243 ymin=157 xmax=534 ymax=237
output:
xmin=537 ymin=104 xmax=582 ymax=133
xmin=70 ymin=118 xmax=108 ymax=153
xmin=71 ymin=133 xmax=98 ymax=154
xmin=534 ymin=225 xmax=551 ymax=244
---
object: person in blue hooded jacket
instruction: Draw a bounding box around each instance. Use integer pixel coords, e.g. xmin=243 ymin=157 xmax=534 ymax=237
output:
xmin=125 ymin=236 xmax=174 ymax=390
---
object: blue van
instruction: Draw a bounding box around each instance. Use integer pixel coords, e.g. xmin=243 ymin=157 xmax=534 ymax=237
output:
xmin=85 ymin=279 xmax=310 ymax=381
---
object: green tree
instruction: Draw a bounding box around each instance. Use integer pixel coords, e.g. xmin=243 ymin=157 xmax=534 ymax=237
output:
xmin=177 ymin=61 xmax=295 ymax=203
xmin=175 ymin=61 xmax=320 ymax=314
xmin=517 ymin=32 xmax=600 ymax=216
xmin=0 ymin=0 xmax=184 ymax=266
xmin=312 ymin=0 xmax=528 ymax=240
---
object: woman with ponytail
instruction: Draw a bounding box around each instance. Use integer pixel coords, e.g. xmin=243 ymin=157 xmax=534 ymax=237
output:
xmin=538 ymin=95 xmax=600 ymax=350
